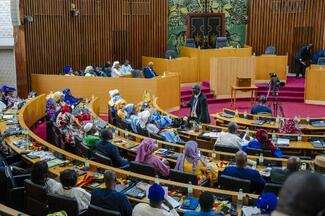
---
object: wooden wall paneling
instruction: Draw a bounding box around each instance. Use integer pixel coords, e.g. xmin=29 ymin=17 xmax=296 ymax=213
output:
xmin=247 ymin=0 xmax=325 ymax=73
xmin=19 ymin=0 xmax=168 ymax=92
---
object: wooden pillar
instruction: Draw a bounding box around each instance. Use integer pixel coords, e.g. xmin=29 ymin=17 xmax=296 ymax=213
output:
xmin=14 ymin=0 xmax=28 ymax=98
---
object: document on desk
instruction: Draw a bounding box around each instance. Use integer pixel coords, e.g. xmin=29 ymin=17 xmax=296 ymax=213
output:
xmin=277 ymin=138 xmax=290 ymax=146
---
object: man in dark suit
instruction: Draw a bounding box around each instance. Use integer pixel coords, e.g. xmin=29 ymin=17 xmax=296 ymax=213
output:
xmin=143 ymin=62 xmax=158 ymax=79
xmin=91 ymin=170 xmax=132 ymax=216
xmin=270 ymin=156 xmax=301 ymax=184
xmin=184 ymin=84 xmax=210 ymax=124
xmin=221 ymin=151 xmax=266 ymax=193
xmin=295 ymin=43 xmax=312 ymax=78
xmin=95 ymin=128 xmax=128 ymax=168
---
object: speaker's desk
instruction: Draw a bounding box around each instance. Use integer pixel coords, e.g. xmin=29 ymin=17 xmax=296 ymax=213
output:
xmin=31 ymin=73 xmax=180 ymax=113
xmin=305 ymin=65 xmax=325 ymax=105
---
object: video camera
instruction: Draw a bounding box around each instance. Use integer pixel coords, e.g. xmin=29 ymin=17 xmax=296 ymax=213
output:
xmin=269 ymin=72 xmax=285 ymax=93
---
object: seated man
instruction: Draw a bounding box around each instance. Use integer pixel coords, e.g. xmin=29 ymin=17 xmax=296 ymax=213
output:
xmin=215 ymin=122 xmax=242 ymax=149
xmin=132 ymin=183 xmax=179 ymax=216
xmin=143 ymin=62 xmax=158 ymax=79
xmin=313 ymin=154 xmax=325 ymax=174
xmin=184 ymin=192 xmax=218 ymax=216
xmin=120 ymin=59 xmax=133 ymax=75
xmin=82 ymin=123 xmax=100 ymax=154
xmin=95 ymin=128 xmax=128 ymax=168
xmin=91 ymin=170 xmax=132 ymax=216
xmin=251 ymin=95 xmax=272 ymax=115
xmin=221 ymin=151 xmax=265 ymax=193
xmin=271 ymin=156 xmax=300 ymax=184
xmin=273 ymin=172 xmax=325 ymax=216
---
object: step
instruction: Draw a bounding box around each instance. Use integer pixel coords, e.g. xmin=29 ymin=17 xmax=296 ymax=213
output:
xmin=267 ymin=96 xmax=304 ymax=102
xmin=202 ymin=81 xmax=210 ymax=88
xmin=256 ymin=85 xmax=304 ymax=92
xmin=257 ymin=90 xmax=304 ymax=97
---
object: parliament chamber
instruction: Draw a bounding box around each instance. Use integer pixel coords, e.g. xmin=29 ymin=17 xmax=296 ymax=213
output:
xmin=1 ymin=0 xmax=325 ymax=216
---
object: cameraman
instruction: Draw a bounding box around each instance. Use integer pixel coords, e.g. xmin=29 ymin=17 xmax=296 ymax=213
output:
xmin=251 ymin=95 xmax=272 ymax=115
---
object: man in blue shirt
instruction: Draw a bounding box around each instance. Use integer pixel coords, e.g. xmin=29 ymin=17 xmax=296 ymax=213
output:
xmin=221 ymin=151 xmax=265 ymax=193
xmin=185 ymin=192 xmax=220 ymax=216
xmin=95 ymin=128 xmax=128 ymax=168
xmin=143 ymin=62 xmax=158 ymax=78
xmin=251 ymin=95 xmax=272 ymax=115
xmin=91 ymin=170 xmax=132 ymax=216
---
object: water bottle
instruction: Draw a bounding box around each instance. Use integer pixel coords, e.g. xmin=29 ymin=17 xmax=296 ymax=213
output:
xmin=306 ymin=115 xmax=310 ymax=124
xmin=243 ymin=111 xmax=247 ymax=119
xmin=259 ymin=153 xmax=264 ymax=166
xmin=211 ymin=149 xmax=216 ymax=162
xmin=125 ymin=129 xmax=128 ymax=139
xmin=297 ymin=134 xmax=302 ymax=142
xmin=235 ymin=109 xmax=239 ymax=117
xmin=188 ymin=181 xmax=193 ymax=197
xmin=272 ymin=131 xmax=277 ymax=144
xmin=155 ymin=175 xmax=160 ymax=184
xmin=237 ymin=188 xmax=243 ymax=213
xmin=112 ymin=128 xmax=117 ymax=139
xmin=84 ymin=160 xmax=90 ymax=171
xmin=276 ymin=115 xmax=280 ymax=125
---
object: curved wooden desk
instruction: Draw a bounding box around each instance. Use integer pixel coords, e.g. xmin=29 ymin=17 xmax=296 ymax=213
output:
xmin=212 ymin=108 xmax=325 ymax=134
xmin=90 ymin=97 xmax=313 ymax=165
xmin=153 ymin=98 xmax=325 ymax=156
xmin=1 ymin=94 xmax=260 ymax=206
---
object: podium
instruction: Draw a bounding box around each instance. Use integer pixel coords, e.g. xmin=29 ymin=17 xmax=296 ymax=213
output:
xmin=210 ymin=56 xmax=256 ymax=99
xmin=305 ymin=65 xmax=325 ymax=105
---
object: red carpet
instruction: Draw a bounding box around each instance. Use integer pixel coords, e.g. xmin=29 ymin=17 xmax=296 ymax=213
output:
xmin=176 ymin=77 xmax=325 ymax=119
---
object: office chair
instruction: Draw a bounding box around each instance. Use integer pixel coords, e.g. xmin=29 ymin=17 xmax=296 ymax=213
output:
xmin=87 ymin=204 xmax=121 ymax=216
xmin=246 ymin=147 xmax=273 ymax=157
xmin=94 ymin=152 xmax=113 ymax=166
xmin=129 ymin=161 xmax=156 ymax=177
xmin=47 ymin=193 xmax=81 ymax=216
xmin=216 ymin=37 xmax=228 ymax=48
xmin=169 ymin=169 xmax=209 ymax=186
xmin=24 ymin=179 xmax=49 ymax=215
xmin=165 ymin=50 xmax=177 ymax=59
xmin=218 ymin=175 xmax=251 ymax=193
xmin=186 ymin=38 xmax=196 ymax=48
xmin=265 ymin=46 xmax=276 ymax=55
xmin=264 ymin=182 xmax=282 ymax=195
xmin=317 ymin=57 xmax=325 ymax=65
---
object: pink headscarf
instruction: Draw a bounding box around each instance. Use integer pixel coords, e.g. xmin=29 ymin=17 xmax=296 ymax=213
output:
xmin=279 ymin=119 xmax=302 ymax=134
xmin=175 ymin=141 xmax=206 ymax=171
xmin=135 ymin=138 xmax=170 ymax=177
xmin=135 ymin=139 xmax=155 ymax=162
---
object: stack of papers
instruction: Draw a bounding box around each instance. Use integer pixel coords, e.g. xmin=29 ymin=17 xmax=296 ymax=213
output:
xmin=277 ymin=138 xmax=290 ymax=146
xmin=200 ymin=132 xmax=220 ymax=138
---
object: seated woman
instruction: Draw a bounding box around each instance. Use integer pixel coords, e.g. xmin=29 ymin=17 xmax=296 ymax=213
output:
xmin=82 ymin=122 xmax=100 ymax=154
xmin=55 ymin=169 xmax=91 ymax=212
xmin=115 ymin=99 xmax=127 ymax=120
xmin=246 ymin=129 xmax=283 ymax=158
xmin=149 ymin=112 xmax=183 ymax=143
xmin=56 ymin=105 xmax=80 ymax=148
xmin=279 ymin=119 xmax=302 ymax=134
xmin=30 ymin=160 xmax=60 ymax=193
xmin=62 ymin=88 xmax=82 ymax=107
xmin=122 ymin=103 xmax=136 ymax=124
xmin=135 ymin=139 xmax=170 ymax=177
xmin=175 ymin=141 xmax=207 ymax=176
xmin=1 ymin=85 xmax=18 ymax=107
xmin=46 ymin=98 xmax=58 ymax=122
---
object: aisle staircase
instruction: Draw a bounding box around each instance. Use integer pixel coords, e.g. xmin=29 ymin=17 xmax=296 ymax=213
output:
xmin=180 ymin=77 xmax=305 ymax=105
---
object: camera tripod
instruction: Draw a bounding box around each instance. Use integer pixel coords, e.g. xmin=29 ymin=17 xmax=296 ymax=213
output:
xmin=267 ymin=87 xmax=285 ymax=117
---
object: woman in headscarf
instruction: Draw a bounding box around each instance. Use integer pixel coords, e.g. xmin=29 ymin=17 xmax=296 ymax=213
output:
xmin=247 ymin=129 xmax=282 ymax=158
xmin=149 ymin=112 xmax=183 ymax=143
xmin=175 ymin=141 xmax=207 ymax=176
xmin=111 ymin=61 xmax=121 ymax=77
xmin=135 ymin=139 xmax=170 ymax=177
xmin=2 ymin=85 xmax=18 ymax=107
xmin=46 ymin=98 xmax=58 ymax=121
xmin=56 ymin=105 xmax=80 ymax=148
xmin=279 ymin=119 xmax=302 ymax=134
xmin=115 ymin=99 xmax=127 ymax=119
xmin=62 ymin=88 xmax=82 ymax=107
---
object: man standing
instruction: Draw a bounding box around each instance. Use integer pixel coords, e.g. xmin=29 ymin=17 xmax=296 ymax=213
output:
xmin=184 ymin=84 xmax=210 ymax=124
xmin=295 ymin=43 xmax=312 ymax=78
xmin=143 ymin=62 xmax=158 ymax=79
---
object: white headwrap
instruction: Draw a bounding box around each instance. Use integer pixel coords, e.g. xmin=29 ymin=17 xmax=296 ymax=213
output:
xmin=112 ymin=61 xmax=120 ymax=68
xmin=83 ymin=122 xmax=94 ymax=133
xmin=85 ymin=66 xmax=93 ymax=74
xmin=138 ymin=110 xmax=151 ymax=129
